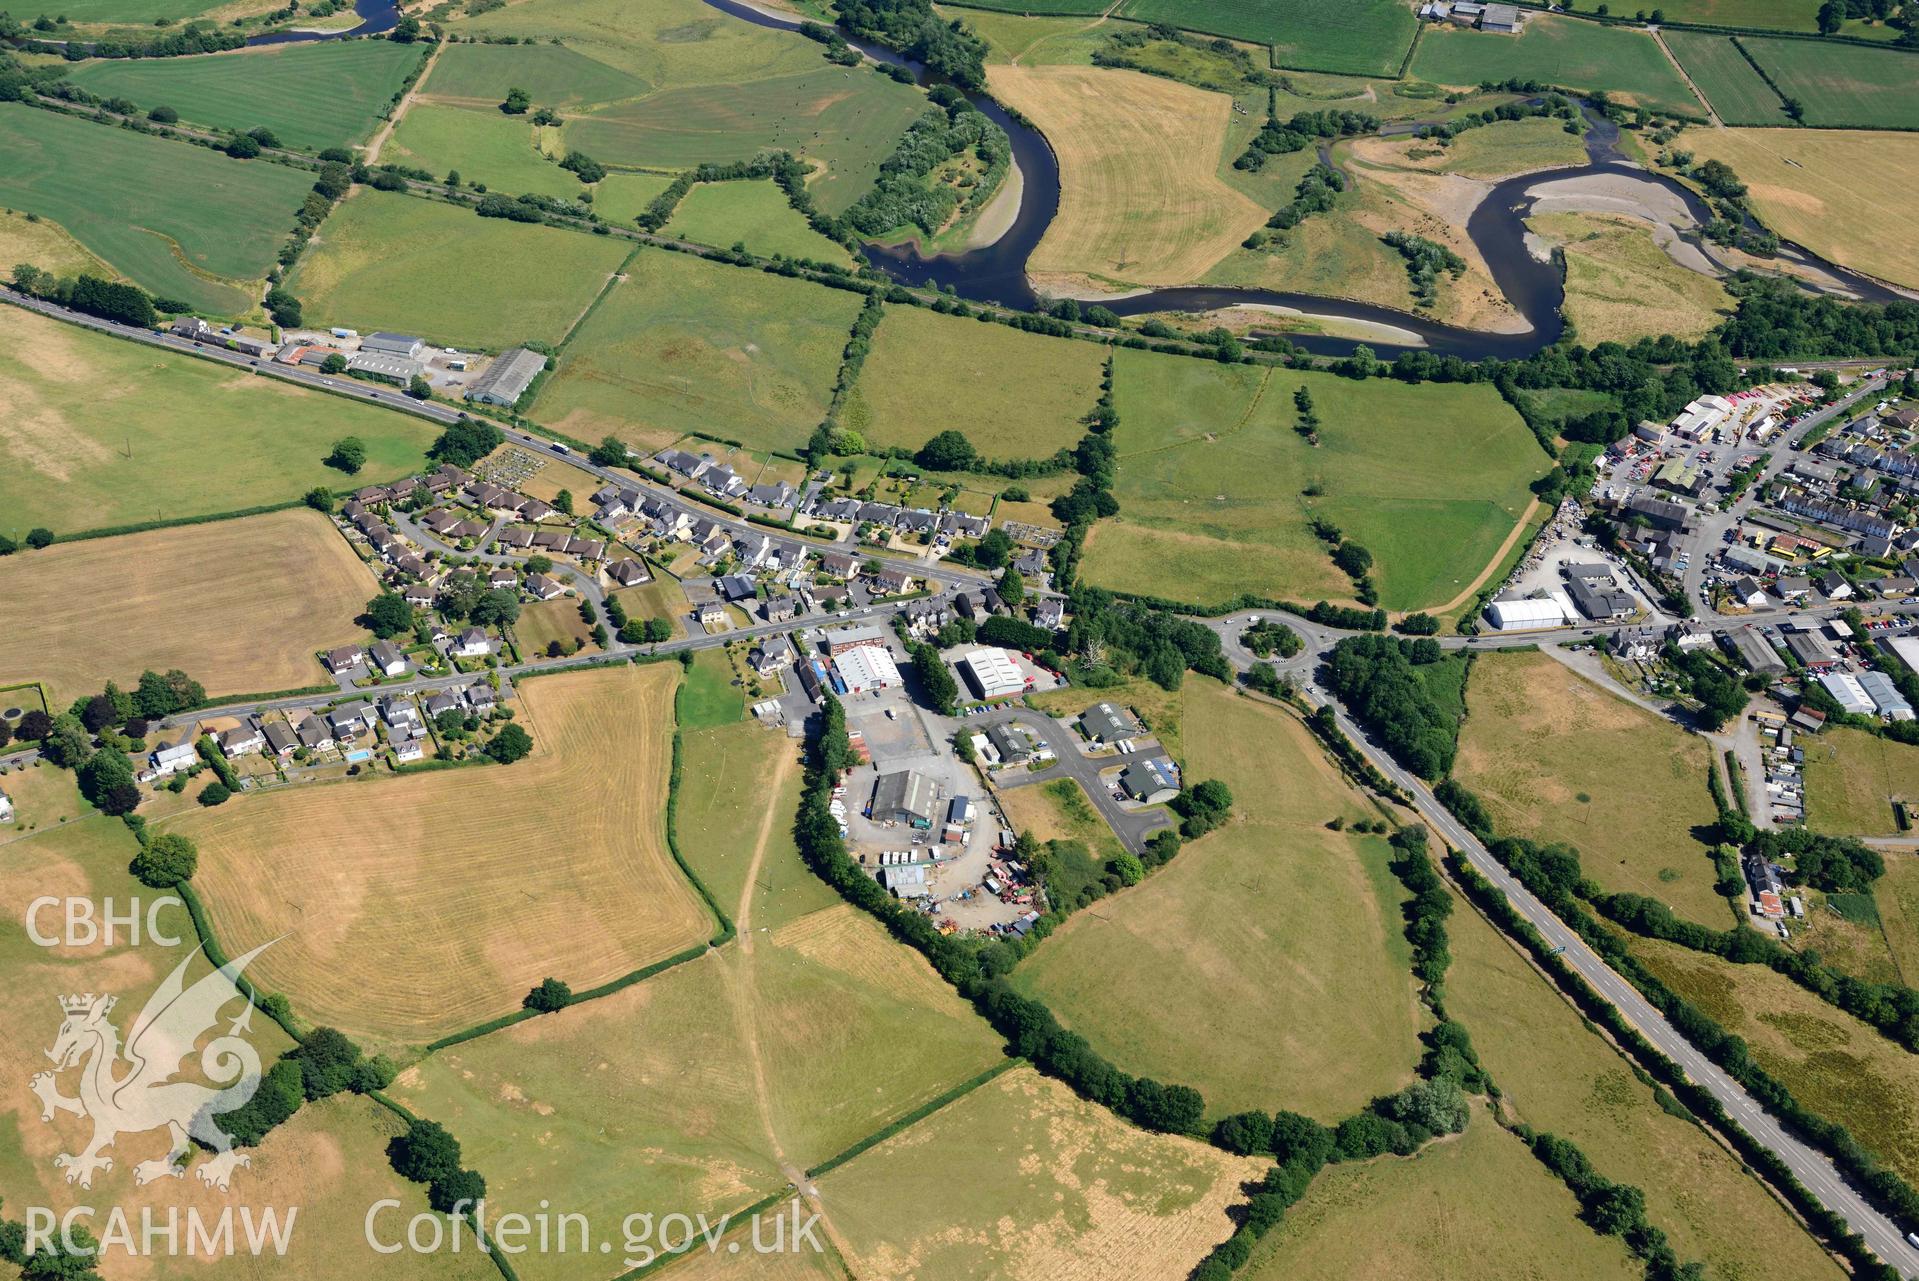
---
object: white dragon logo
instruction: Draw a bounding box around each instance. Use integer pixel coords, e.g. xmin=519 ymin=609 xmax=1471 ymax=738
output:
xmin=29 ymin=941 xmax=273 ymax=1191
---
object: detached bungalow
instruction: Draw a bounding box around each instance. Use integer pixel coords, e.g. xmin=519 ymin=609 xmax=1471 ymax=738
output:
xmin=369 ymin=640 xmax=408 ymax=677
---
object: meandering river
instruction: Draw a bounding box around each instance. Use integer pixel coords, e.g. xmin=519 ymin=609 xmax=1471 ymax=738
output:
xmin=317 ymin=0 xmax=1899 ymax=358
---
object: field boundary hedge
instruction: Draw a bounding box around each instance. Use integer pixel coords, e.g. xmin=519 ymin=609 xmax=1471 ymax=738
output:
xmin=803 ymin=1058 xmax=1024 ymax=1179
xmin=1438 ymin=783 xmax=1919 ymax=1269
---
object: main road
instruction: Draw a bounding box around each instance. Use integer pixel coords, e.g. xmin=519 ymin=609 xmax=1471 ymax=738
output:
xmin=1212 ymin=613 xmax=1919 ymax=1275
xmin=0 ymin=291 xmax=1008 ymax=599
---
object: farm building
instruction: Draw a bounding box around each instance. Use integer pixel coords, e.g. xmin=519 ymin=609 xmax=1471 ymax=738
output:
xmin=835 ymin=644 xmax=902 ymax=693
xmin=1120 ymin=755 xmax=1181 ymax=805
xmin=346 ymin=350 xmax=423 ymax=385
xmin=960 ymin=648 xmax=1025 ymax=700
xmin=873 ymin=769 xmax=940 ymax=828
xmin=880 ymin=863 xmax=931 ymax=899
xmin=362 ymin=331 xmax=427 ymax=359
xmin=464 ymin=347 xmax=545 ymax=406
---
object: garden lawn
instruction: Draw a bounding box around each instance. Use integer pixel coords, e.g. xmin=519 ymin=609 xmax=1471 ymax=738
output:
xmin=531 ymin=245 xmax=860 ymax=454
xmin=1632 ymin=932 xmax=1919 ymax=1188
xmin=844 ymin=304 xmax=1106 ymax=461
xmin=65 ymin=40 xmax=423 ymax=152
xmin=392 ymin=906 xmax=1004 ymax=1281
xmin=666 ymin=179 xmax=853 ymax=263
xmin=1082 ymin=348 xmax=1547 ymax=612
xmin=1119 ymin=0 xmax=1417 ymax=77
xmin=0 ymin=102 xmax=313 ymax=313
xmin=1680 ymin=127 xmax=1919 ymax=292
xmin=286 ymin=190 xmax=631 ymax=349
xmin=0 ymin=304 xmax=435 ymax=539
xmin=1013 ymin=679 xmax=1424 ymax=1121
xmin=1531 ymin=211 xmax=1732 ymax=343
xmin=1661 ymin=30 xmax=1789 ymax=124
xmin=1240 ymin=1107 xmax=1643 ymax=1281
xmin=1742 ymin=35 xmax=1919 ymax=128
xmin=817 ymin=1066 xmax=1260 ymax=1281
xmin=1411 ymin=14 xmax=1706 ymax=116
xmin=382 ymin=102 xmax=585 ymax=200
xmin=1802 ymin=726 xmax=1919 ymax=836
xmin=1452 ymin=650 xmax=1731 ymax=925
xmin=1446 ymin=892 xmax=1846 ymax=1281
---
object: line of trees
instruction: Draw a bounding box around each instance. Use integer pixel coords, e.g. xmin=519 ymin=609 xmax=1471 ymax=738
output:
xmin=1322 ymin=634 xmax=1463 ymax=780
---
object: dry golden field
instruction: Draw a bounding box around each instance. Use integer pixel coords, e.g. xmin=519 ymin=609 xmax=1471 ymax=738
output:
xmin=1530 ymin=211 xmax=1733 ymax=343
xmin=986 ymin=64 xmax=1268 ymax=290
xmin=173 ymin=663 xmax=712 ymax=1048
xmin=0 ymin=508 xmax=374 ymax=705
xmin=816 ymin=1066 xmax=1261 ymax=1281
xmin=1453 ymin=651 xmax=1730 ymax=925
xmin=1681 ymin=128 xmax=1919 ymax=290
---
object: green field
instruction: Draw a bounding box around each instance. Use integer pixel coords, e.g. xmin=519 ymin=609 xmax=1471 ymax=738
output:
xmin=446 ymin=0 xmax=935 ymax=214
xmin=565 ymin=65 xmax=928 ymax=216
xmin=1661 ymin=30 xmax=1789 ymax=124
xmin=1803 ymin=726 xmax=1919 ymax=836
xmin=844 ymin=305 xmax=1107 ymax=461
xmin=1082 ymin=348 xmax=1548 ymax=612
xmin=531 ymin=244 xmax=861 ymax=453
xmin=666 ymin=179 xmax=853 ymax=263
xmin=1014 ymin=680 xmax=1423 ymax=1121
xmin=419 ymin=39 xmax=654 ymax=110
xmin=817 ymin=1065 xmax=1260 ymax=1281
xmin=286 ymin=190 xmax=631 ymax=349
xmin=0 ymin=103 xmax=312 ymax=313
xmin=945 ymin=0 xmax=1112 ymax=13
xmin=1447 ymin=892 xmax=1846 ymax=1281
xmin=589 ymin=170 xmax=680 ymax=224
xmin=393 ymin=907 xmax=1005 ymax=1281
xmin=1412 ymin=15 xmax=1705 ymax=116
xmin=1454 ymin=651 xmax=1731 ymax=926
xmin=64 ymin=40 xmax=423 ymax=152
xmin=0 ymin=304 xmax=436 ymax=539
xmin=677 ymin=722 xmax=839 ymax=932
xmin=382 ymin=103 xmax=585 ymax=199
xmin=1121 ymin=0 xmax=1417 ymax=76
xmin=1632 ymin=932 xmax=1919 ymax=1187
xmin=1652 ymin=0 xmax=1905 ymax=37
xmin=30 ymin=0 xmax=249 ymax=24
xmin=1742 ymin=35 xmax=1919 ymax=128
xmin=680 ymin=646 xmax=746 ymax=730
xmin=1241 ymin=1109 xmax=1643 ymax=1281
